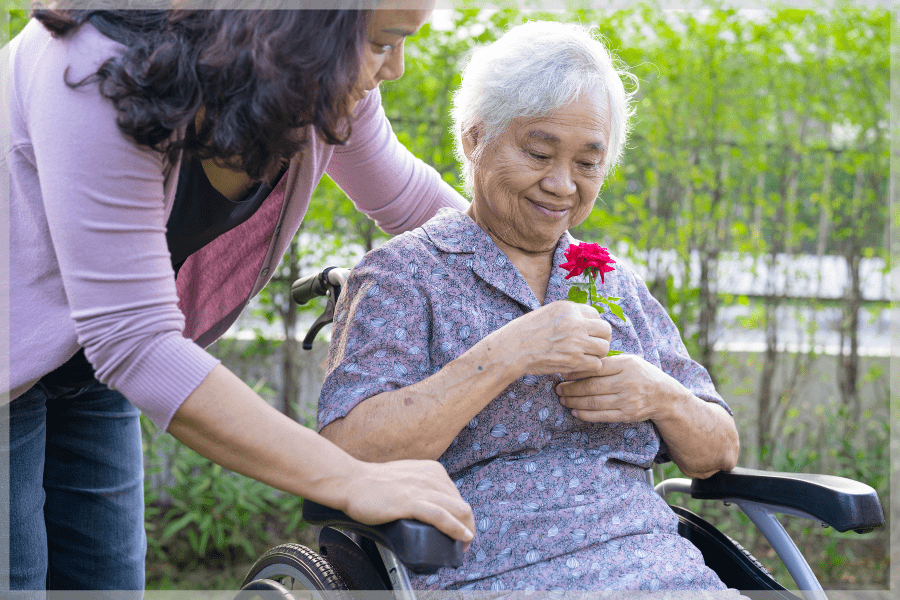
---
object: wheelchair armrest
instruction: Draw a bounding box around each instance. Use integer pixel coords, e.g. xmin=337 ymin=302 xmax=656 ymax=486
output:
xmin=301 ymin=500 xmax=464 ymax=574
xmin=690 ymin=467 xmax=884 ymax=533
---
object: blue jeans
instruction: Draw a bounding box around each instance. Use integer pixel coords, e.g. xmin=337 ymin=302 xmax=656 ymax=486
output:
xmin=4 ymin=379 xmax=145 ymax=593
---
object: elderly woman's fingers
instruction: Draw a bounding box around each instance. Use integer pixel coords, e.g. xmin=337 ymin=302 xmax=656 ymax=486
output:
xmin=557 ymin=356 xmax=623 ymax=392
xmin=568 ymin=303 xmax=613 ymax=339
xmin=343 ymin=459 xmax=475 ymax=545
xmin=554 ymin=355 xmax=672 ymax=422
xmin=506 ymin=301 xmax=614 ymax=376
xmin=570 ymin=405 xmax=632 ymax=423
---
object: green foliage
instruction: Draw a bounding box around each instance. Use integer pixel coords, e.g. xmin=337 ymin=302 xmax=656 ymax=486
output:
xmin=22 ymin=0 xmax=878 ymax=587
xmin=267 ymin=8 xmax=889 ymax=585
xmin=141 ymin=413 xmax=308 ymax=572
xmin=660 ymin=394 xmax=890 ymax=589
xmin=7 ymin=6 xmax=27 ymax=41
xmin=567 ymin=286 xmax=588 ymax=305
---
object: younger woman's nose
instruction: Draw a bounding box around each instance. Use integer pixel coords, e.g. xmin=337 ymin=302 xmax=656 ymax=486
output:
xmin=378 ymin=45 xmax=406 ymax=82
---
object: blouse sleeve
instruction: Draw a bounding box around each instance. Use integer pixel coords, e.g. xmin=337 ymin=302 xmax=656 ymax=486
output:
xmin=317 ymin=236 xmax=435 ymax=430
xmin=324 ymin=88 xmax=468 ymax=234
xmin=620 ymin=267 xmax=732 ymax=463
xmin=27 ymin=24 xmax=219 ymax=429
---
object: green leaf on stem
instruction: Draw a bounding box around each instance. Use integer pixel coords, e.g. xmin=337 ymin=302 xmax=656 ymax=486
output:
xmin=568 ymin=286 xmax=588 ymax=304
xmin=608 ymin=303 xmax=626 ymax=322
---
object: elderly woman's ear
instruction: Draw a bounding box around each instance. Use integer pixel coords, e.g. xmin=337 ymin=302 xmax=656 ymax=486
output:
xmin=461 ymin=124 xmax=482 ymax=160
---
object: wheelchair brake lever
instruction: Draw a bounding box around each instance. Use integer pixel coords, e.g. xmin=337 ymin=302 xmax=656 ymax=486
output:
xmin=301 ymin=267 xmax=342 ymax=350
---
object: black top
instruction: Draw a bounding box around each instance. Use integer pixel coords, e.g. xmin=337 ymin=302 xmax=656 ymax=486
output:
xmin=41 ymin=151 xmax=282 ymax=386
xmin=167 ymin=152 xmax=281 ymax=277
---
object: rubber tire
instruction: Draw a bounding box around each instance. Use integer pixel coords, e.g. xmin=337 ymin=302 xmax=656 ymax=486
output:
xmin=242 ymin=543 xmax=353 ymax=599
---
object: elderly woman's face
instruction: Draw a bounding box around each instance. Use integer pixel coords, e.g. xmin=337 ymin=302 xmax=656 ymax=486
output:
xmin=467 ymin=94 xmax=611 ymax=254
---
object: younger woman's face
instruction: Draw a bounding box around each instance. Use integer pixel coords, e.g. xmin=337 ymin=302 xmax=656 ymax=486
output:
xmin=348 ymin=2 xmax=434 ymax=111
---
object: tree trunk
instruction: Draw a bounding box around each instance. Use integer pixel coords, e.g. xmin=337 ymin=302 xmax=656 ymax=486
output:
xmin=837 ymin=165 xmax=864 ymax=428
xmin=280 ymin=236 xmax=302 ymax=422
xmin=358 ymin=218 xmax=377 ymax=253
xmin=646 ymin=165 xmax=669 ymax=308
xmin=815 ymin=148 xmax=834 ymax=295
xmin=753 ymin=169 xmax=765 ymax=248
xmin=756 ymin=144 xmax=799 ymax=466
xmin=697 ymin=157 xmax=727 ymax=383
xmin=697 ymin=249 xmax=718 ymax=383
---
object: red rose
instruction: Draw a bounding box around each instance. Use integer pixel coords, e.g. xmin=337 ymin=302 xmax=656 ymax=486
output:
xmin=560 ymin=242 xmax=616 ymax=282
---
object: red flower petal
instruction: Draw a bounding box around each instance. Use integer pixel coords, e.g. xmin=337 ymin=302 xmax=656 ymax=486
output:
xmin=561 ymin=242 xmax=616 ymax=282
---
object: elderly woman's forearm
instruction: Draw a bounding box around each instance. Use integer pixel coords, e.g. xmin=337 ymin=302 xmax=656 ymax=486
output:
xmin=321 ymin=329 xmax=525 ymax=462
xmin=655 ymin=395 xmax=740 ymax=478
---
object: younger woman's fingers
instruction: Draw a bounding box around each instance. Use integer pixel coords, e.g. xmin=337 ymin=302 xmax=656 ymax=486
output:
xmin=413 ymin=501 xmax=475 ymax=548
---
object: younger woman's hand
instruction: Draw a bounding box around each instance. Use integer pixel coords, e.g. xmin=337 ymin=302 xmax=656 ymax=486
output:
xmin=343 ymin=459 xmax=475 ymax=549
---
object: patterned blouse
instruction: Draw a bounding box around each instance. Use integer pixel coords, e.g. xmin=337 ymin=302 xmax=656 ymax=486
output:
xmin=318 ymin=208 xmax=736 ymax=592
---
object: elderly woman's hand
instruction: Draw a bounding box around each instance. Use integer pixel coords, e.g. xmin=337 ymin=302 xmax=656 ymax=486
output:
xmin=555 ymin=355 xmax=739 ymax=478
xmin=555 ymin=354 xmax=688 ymax=423
xmin=499 ymin=301 xmax=612 ymax=379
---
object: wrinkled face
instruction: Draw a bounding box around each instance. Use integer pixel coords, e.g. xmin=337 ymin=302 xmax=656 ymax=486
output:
xmin=348 ymin=1 xmax=434 ymax=111
xmin=465 ymin=94 xmax=612 ymax=254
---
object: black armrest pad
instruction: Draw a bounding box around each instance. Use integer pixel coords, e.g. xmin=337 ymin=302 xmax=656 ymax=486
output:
xmin=302 ymin=501 xmax=463 ymax=574
xmin=690 ymin=467 xmax=884 ymax=533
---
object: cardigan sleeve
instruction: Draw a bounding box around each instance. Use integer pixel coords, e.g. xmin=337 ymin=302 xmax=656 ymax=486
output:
xmin=325 ymin=88 xmax=469 ymax=233
xmin=25 ymin=23 xmax=218 ymax=429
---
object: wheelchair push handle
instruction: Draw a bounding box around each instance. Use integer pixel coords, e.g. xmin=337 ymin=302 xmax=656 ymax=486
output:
xmin=291 ymin=267 xmax=349 ymax=305
xmin=293 ymin=267 xmax=350 ymax=350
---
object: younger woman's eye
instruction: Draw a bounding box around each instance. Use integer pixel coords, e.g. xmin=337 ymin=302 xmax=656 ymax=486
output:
xmin=371 ymin=42 xmax=396 ymax=54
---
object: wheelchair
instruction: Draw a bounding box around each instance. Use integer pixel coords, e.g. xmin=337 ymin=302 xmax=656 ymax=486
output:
xmin=236 ymin=267 xmax=885 ymax=599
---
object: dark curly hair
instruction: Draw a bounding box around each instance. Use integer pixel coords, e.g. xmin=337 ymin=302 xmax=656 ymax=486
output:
xmin=33 ymin=7 xmax=370 ymax=180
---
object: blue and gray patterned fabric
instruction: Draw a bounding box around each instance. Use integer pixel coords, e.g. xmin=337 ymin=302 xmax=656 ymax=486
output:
xmin=318 ymin=208 xmax=735 ymax=592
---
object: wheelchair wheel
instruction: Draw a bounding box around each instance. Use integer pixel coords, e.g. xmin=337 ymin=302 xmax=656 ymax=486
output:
xmin=241 ymin=543 xmax=352 ymax=598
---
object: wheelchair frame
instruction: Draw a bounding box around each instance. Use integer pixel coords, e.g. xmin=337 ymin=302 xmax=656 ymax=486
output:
xmin=237 ymin=268 xmax=885 ymax=599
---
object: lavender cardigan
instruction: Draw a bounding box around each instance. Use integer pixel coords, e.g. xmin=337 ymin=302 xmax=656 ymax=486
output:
xmin=3 ymin=19 xmax=467 ymax=429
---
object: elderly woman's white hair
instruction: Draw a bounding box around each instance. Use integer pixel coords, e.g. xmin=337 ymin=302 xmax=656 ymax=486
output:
xmin=453 ymin=20 xmax=637 ymax=196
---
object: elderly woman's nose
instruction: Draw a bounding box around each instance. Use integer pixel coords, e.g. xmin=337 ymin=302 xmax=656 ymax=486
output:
xmin=541 ymin=164 xmax=577 ymax=196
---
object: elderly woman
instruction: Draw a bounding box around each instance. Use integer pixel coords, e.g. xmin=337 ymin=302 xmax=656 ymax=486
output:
xmin=318 ymin=21 xmax=740 ymax=591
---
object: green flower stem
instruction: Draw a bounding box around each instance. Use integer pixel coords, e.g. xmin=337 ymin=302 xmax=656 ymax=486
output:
xmin=566 ymin=268 xmax=625 ymax=356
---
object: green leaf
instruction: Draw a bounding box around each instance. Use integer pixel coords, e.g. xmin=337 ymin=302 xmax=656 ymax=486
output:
xmin=606 ymin=350 xmax=624 ymax=356
xmin=568 ymin=286 xmax=588 ymax=304
xmin=162 ymin=513 xmax=198 ymax=540
xmin=608 ymin=303 xmax=626 ymax=322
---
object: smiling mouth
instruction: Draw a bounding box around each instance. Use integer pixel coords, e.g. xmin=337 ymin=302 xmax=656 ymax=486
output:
xmin=527 ymin=198 xmax=569 ymax=218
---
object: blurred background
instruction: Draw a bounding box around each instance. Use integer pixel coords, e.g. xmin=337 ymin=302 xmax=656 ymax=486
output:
xmin=5 ymin=0 xmax=891 ymax=591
